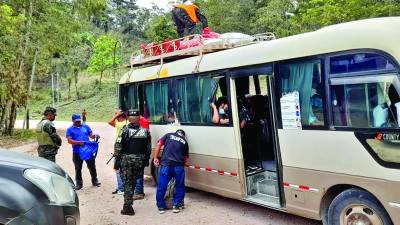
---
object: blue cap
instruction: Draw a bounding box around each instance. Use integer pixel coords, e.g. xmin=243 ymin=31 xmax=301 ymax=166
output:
xmin=72 ymin=113 xmax=81 ymax=122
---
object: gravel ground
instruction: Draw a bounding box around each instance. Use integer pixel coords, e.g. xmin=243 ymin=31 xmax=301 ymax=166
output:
xmin=13 ymin=121 xmax=322 ymax=225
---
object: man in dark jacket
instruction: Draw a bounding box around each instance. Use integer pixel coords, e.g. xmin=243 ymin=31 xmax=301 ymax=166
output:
xmin=36 ymin=107 xmax=62 ymax=162
xmin=171 ymin=1 xmax=209 ymax=37
xmin=114 ymin=109 xmax=151 ymax=216
xmin=153 ymin=129 xmax=189 ymax=214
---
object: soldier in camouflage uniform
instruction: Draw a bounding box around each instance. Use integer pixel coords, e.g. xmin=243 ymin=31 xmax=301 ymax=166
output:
xmin=36 ymin=107 xmax=62 ymax=162
xmin=114 ymin=109 xmax=151 ymax=216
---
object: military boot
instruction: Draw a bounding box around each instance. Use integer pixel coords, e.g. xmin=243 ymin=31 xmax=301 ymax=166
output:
xmin=121 ymin=205 xmax=135 ymax=216
xmin=75 ymin=181 xmax=83 ymax=190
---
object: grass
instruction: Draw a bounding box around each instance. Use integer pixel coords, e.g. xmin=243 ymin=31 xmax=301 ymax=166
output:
xmin=0 ymin=129 xmax=37 ymax=148
xmin=19 ymin=73 xmax=120 ymax=122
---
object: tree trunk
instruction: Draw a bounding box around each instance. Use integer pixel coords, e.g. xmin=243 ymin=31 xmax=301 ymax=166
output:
xmin=6 ymin=101 xmax=17 ymax=136
xmin=99 ymin=70 xmax=103 ymax=89
xmin=74 ymin=70 xmax=80 ymax=99
xmin=0 ymin=106 xmax=5 ymax=131
xmin=68 ymin=78 xmax=72 ymax=99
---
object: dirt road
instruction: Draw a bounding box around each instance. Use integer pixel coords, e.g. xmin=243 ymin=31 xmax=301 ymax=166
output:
xmin=14 ymin=121 xmax=321 ymax=225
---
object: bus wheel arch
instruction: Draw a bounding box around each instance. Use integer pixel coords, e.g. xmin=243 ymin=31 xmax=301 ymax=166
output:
xmin=320 ymin=185 xmax=393 ymax=225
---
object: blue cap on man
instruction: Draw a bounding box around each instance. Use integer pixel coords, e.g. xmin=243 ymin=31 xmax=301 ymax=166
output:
xmin=72 ymin=113 xmax=81 ymax=122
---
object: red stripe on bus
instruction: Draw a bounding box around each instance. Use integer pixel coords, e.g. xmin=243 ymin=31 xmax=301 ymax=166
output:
xmin=283 ymin=182 xmax=290 ymax=187
xmin=230 ymin=172 xmax=238 ymax=176
xmin=299 ymin=185 xmax=310 ymax=190
xmin=194 ymin=166 xmax=201 ymax=169
xmin=217 ymin=170 xmax=225 ymax=175
xmin=206 ymin=167 xmax=212 ymax=171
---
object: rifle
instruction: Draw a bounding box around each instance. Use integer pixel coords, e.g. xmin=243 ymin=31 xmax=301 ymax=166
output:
xmin=106 ymin=153 xmax=114 ymax=165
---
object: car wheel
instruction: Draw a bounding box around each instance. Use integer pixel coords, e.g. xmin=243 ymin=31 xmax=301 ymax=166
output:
xmin=327 ymin=188 xmax=393 ymax=225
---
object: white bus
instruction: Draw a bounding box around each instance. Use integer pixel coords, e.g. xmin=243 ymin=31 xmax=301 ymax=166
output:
xmin=119 ymin=17 xmax=400 ymax=225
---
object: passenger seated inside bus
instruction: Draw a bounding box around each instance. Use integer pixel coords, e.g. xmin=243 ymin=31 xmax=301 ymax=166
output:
xmin=211 ymin=96 xmax=230 ymax=125
xmin=388 ymin=84 xmax=400 ymax=127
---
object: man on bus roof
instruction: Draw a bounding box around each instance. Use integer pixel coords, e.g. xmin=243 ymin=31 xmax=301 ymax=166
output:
xmin=169 ymin=0 xmax=210 ymax=37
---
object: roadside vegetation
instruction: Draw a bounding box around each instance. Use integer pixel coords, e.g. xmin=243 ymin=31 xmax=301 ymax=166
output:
xmin=1 ymin=0 xmax=400 ymax=138
xmin=0 ymin=129 xmax=36 ymax=148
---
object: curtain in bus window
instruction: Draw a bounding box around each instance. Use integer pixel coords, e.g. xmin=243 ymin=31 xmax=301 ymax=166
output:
xmin=144 ymin=83 xmax=156 ymax=122
xmin=127 ymin=85 xmax=137 ymax=109
xmin=186 ymin=77 xmax=201 ymax=122
xmin=144 ymin=82 xmax=169 ymax=123
xmin=155 ymin=82 xmax=169 ymax=122
xmin=281 ymin=62 xmax=314 ymax=125
xmin=199 ymin=76 xmax=214 ymax=123
xmin=176 ymin=77 xmax=201 ymax=123
xmin=176 ymin=79 xmax=188 ymax=122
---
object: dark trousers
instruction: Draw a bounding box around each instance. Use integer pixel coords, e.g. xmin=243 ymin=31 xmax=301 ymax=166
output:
xmin=73 ymin=153 xmax=98 ymax=185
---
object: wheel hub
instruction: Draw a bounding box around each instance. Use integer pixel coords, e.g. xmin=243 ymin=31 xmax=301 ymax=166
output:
xmin=340 ymin=204 xmax=383 ymax=225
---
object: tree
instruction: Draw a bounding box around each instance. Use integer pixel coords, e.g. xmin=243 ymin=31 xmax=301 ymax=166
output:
xmin=88 ymin=35 xmax=120 ymax=87
xmin=0 ymin=0 xmax=106 ymax=134
xmin=145 ymin=14 xmax=178 ymax=43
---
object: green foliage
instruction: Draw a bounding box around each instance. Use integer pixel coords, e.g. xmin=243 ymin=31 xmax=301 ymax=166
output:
xmin=88 ymin=35 xmax=120 ymax=76
xmin=294 ymin=0 xmax=400 ymax=32
xmin=145 ymin=14 xmax=178 ymax=43
xmin=197 ymin=0 xmax=256 ymax=34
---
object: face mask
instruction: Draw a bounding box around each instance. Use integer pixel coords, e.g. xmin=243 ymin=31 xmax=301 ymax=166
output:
xmin=219 ymin=108 xmax=226 ymax=115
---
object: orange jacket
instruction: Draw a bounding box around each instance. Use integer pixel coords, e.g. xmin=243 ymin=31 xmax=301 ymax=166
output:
xmin=175 ymin=4 xmax=199 ymax=23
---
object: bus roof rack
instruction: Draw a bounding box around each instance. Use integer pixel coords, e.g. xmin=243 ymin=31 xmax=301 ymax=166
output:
xmin=130 ymin=32 xmax=276 ymax=68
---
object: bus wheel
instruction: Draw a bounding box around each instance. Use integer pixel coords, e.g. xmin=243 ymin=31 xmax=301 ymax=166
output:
xmin=327 ymin=188 xmax=393 ymax=225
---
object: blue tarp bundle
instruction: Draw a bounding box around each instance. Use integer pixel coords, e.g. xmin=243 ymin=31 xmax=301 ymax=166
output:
xmin=79 ymin=141 xmax=99 ymax=161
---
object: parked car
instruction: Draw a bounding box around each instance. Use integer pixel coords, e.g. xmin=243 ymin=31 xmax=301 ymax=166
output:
xmin=0 ymin=149 xmax=79 ymax=225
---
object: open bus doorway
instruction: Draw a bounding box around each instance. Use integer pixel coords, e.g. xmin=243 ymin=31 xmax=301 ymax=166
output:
xmin=232 ymin=72 xmax=281 ymax=208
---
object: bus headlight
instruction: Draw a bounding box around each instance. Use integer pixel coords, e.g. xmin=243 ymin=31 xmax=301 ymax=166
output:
xmin=24 ymin=169 xmax=76 ymax=205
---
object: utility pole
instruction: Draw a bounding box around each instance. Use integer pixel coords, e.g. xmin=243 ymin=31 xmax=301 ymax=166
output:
xmin=24 ymin=49 xmax=38 ymax=129
xmin=56 ymin=72 xmax=60 ymax=104
xmin=51 ymin=73 xmax=55 ymax=107
xmin=113 ymin=40 xmax=123 ymax=107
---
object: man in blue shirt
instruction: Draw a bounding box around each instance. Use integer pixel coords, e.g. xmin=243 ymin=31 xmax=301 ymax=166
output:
xmin=153 ymin=129 xmax=189 ymax=214
xmin=66 ymin=113 xmax=101 ymax=190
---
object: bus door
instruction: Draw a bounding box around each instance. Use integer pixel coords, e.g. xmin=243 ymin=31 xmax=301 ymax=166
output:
xmin=230 ymin=66 xmax=282 ymax=208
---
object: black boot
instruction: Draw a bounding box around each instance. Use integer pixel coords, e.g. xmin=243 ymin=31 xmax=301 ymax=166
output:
xmin=121 ymin=206 xmax=135 ymax=216
xmin=75 ymin=181 xmax=83 ymax=190
xmin=92 ymin=180 xmax=101 ymax=187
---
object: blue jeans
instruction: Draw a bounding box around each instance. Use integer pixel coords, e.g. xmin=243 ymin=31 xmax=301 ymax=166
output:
xmin=156 ymin=165 xmax=185 ymax=209
xmin=116 ymin=171 xmax=123 ymax=192
xmin=134 ymin=169 xmax=144 ymax=194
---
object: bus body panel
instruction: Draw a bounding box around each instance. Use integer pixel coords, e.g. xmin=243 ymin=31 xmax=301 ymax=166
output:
xmin=149 ymin=124 xmax=244 ymax=198
xmin=283 ymin=166 xmax=400 ymax=224
xmin=279 ymin=130 xmax=400 ymax=222
xmin=278 ymin=130 xmax=400 ymax=181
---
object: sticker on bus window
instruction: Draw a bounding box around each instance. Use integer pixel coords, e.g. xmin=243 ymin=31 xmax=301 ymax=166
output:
xmin=280 ymin=91 xmax=302 ymax=130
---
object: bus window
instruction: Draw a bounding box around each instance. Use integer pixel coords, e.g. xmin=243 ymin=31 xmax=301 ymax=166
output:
xmin=330 ymin=53 xmax=396 ymax=74
xmin=277 ymin=60 xmax=325 ymax=127
xmin=176 ymin=75 xmax=225 ymax=124
xmin=119 ymin=84 xmax=137 ymax=111
xmin=143 ymin=81 xmax=170 ymax=123
xmin=330 ymin=75 xmax=400 ymax=128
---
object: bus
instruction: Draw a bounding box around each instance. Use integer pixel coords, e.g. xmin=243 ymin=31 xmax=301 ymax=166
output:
xmin=118 ymin=17 xmax=400 ymax=225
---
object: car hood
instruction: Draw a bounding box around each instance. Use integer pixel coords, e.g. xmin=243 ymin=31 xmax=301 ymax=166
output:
xmin=0 ymin=149 xmax=67 ymax=177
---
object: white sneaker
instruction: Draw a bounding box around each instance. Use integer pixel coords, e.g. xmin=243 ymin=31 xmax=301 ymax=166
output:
xmin=117 ymin=190 xmax=124 ymax=195
xmin=172 ymin=206 xmax=181 ymax=213
xmin=159 ymin=209 xmax=166 ymax=214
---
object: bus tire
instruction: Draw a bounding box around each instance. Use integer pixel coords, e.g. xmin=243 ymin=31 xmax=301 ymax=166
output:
xmin=327 ymin=188 xmax=393 ymax=225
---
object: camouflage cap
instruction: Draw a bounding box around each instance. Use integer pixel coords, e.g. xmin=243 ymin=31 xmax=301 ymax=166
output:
xmin=44 ymin=107 xmax=57 ymax=116
xmin=127 ymin=109 xmax=140 ymax=117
